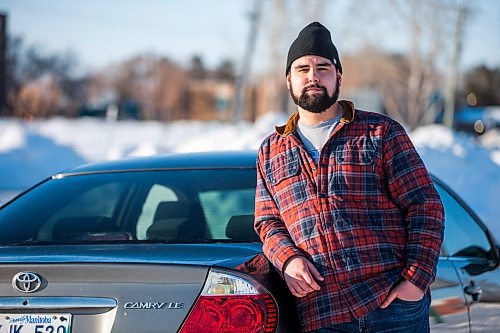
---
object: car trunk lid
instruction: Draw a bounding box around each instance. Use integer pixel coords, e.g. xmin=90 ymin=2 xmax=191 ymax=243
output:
xmin=0 ymin=243 xmax=262 ymax=333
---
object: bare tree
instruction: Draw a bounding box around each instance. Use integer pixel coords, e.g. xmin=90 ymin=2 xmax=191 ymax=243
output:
xmin=12 ymin=74 xmax=62 ymax=118
xmin=464 ymin=65 xmax=500 ymax=106
xmin=339 ymin=0 xmax=470 ymax=129
xmin=88 ymin=53 xmax=187 ymax=121
xmin=188 ymin=55 xmax=207 ymax=80
xmin=214 ymin=59 xmax=236 ymax=82
xmin=6 ymin=35 xmax=84 ymax=118
xmin=263 ymin=0 xmax=289 ymax=114
xmin=234 ymin=0 xmax=263 ymax=122
xmin=378 ymin=0 xmax=466 ymax=128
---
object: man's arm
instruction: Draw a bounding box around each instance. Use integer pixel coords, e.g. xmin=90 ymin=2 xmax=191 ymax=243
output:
xmin=382 ymin=121 xmax=445 ymax=293
xmin=254 ymin=149 xmax=323 ymax=297
xmin=254 ymin=149 xmax=304 ymax=273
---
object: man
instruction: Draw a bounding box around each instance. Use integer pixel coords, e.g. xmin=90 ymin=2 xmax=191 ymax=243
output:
xmin=254 ymin=22 xmax=444 ymax=332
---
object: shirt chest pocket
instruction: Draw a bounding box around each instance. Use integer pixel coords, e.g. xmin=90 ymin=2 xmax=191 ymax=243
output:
xmin=266 ymin=159 xmax=307 ymax=212
xmin=336 ymin=146 xmax=375 ymax=165
xmin=329 ymin=146 xmax=379 ymax=200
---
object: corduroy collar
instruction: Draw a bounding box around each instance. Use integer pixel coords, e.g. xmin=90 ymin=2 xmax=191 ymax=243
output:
xmin=275 ymin=100 xmax=356 ymax=137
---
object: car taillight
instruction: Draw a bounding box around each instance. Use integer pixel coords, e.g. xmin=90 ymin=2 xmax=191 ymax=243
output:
xmin=180 ymin=269 xmax=278 ymax=333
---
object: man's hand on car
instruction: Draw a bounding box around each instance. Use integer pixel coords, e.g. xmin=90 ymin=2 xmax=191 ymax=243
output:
xmin=283 ymin=256 xmax=324 ymax=297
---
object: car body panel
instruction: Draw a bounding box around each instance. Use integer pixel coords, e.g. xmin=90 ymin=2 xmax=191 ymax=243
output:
xmin=430 ymin=258 xmax=471 ymax=331
xmin=0 ymin=243 xmax=262 ymax=266
xmin=451 ymin=257 xmax=500 ymax=332
xmin=0 ymin=263 xmax=207 ymax=333
xmin=429 ymin=179 xmax=500 ymax=332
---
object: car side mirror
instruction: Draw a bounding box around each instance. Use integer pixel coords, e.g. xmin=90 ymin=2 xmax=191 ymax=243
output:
xmin=496 ymin=244 xmax=500 ymax=267
xmin=483 ymin=227 xmax=500 ymax=267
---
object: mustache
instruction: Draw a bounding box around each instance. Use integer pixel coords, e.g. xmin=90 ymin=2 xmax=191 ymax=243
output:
xmin=303 ymin=84 xmax=327 ymax=93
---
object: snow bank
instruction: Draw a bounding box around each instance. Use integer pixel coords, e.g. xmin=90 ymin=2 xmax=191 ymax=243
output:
xmin=0 ymin=115 xmax=498 ymax=239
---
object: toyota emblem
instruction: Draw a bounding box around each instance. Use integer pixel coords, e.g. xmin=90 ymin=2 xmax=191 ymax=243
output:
xmin=12 ymin=272 xmax=42 ymax=293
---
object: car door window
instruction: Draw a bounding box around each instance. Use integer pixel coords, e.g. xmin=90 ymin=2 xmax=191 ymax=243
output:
xmin=199 ymin=188 xmax=255 ymax=239
xmin=136 ymin=184 xmax=178 ymax=240
xmin=436 ymin=183 xmax=491 ymax=258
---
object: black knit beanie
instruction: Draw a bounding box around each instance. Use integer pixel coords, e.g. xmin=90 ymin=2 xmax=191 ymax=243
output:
xmin=286 ymin=22 xmax=342 ymax=75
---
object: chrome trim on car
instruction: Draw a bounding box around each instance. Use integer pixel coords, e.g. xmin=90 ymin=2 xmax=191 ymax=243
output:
xmin=439 ymin=256 xmax=494 ymax=263
xmin=54 ymin=166 xmax=256 ymax=178
xmin=0 ymin=297 xmax=117 ymax=310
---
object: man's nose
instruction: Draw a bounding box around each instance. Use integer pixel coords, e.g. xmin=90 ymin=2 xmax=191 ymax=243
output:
xmin=307 ymin=69 xmax=319 ymax=83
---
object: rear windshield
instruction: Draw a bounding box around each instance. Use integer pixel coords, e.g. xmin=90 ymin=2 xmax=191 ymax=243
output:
xmin=0 ymin=169 xmax=259 ymax=245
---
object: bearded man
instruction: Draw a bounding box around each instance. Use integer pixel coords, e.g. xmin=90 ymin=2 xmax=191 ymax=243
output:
xmin=254 ymin=22 xmax=445 ymax=333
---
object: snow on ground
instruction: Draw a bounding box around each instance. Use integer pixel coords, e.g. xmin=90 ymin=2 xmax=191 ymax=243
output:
xmin=0 ymin=114 xmax=499 ymax=240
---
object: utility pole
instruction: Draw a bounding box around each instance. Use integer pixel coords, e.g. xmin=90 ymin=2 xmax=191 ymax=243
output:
xmin=444 ymin=5 xmax=467 ymax=129
xmin=234 ymin=0 xmax=263 ymax=123
xmin=0 ymin=13 xmax=7 ymax=115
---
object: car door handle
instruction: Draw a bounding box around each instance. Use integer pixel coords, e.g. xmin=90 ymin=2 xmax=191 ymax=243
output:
xmin=464 ymin=280 xmax=482 ymax=302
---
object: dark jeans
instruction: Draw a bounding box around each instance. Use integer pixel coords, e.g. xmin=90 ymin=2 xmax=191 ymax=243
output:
xmin=311 ymin=292 xmax=431 ymax=333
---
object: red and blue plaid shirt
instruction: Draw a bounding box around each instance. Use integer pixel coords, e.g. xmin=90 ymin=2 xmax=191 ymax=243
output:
xmin=254 ymin=101 xmax=445 ymax=332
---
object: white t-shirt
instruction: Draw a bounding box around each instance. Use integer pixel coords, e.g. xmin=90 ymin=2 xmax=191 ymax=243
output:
xmin=296 ymin=114 xmax=342 ymax=164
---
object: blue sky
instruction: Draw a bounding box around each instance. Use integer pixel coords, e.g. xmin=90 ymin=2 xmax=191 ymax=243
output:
xmin=1 ymin=0 xmax=249 ymax=71
xmin=1 ymin=0 xmax=499 ymax=75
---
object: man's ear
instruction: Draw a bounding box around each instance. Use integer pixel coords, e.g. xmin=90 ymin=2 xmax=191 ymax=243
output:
xmin=286 ymin=73 xmax=291 ymax=90
xmin=337 ymin=71 xmax=342 ymax=86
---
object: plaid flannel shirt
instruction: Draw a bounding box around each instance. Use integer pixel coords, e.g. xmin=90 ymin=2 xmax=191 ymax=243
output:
xmin=254 ymin=100 xmax=445 ymax=332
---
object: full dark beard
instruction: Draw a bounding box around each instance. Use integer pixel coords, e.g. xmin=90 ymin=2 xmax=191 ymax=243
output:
xmin=290 ymin=78 xmax=340 ymax=113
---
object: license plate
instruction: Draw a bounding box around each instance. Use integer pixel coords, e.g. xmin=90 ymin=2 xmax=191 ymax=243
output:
xmin=0 ymin=314 xmax=71 ymax=333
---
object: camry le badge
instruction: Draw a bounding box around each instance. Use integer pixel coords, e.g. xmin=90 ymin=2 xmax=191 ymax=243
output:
xmin=12 ymin=272 xmax=43 ymax=293
xmin=124 ymin=302 xmax=184 ymax=309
